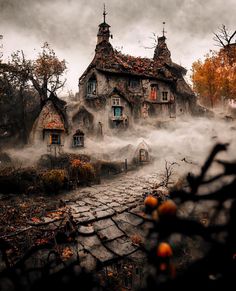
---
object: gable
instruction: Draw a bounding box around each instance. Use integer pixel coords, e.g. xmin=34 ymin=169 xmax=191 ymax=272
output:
xmin=39 ymin=101 xmax=65 ymax=131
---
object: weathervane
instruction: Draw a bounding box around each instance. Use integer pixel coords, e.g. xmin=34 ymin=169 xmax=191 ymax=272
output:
xmin=103 ymin=3 xmax=107 ymax=23
xmin=162 ymin=21 xmax=167 ymax=37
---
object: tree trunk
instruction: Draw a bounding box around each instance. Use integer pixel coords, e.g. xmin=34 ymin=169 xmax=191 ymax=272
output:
xmin=19 ymin=88 xmax=28 ymax=144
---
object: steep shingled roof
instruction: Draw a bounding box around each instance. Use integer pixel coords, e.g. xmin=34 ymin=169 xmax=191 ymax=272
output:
xmin=80 ymin=40 xmax=187 ymax=82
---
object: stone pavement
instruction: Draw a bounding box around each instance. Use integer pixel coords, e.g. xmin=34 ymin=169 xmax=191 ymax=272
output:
xmin=54 ymin=169 xmax=161 ymax=269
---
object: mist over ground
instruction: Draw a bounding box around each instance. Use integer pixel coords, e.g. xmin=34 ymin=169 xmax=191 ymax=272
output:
xmin=7 ymin=117 xmax=236 ymax=180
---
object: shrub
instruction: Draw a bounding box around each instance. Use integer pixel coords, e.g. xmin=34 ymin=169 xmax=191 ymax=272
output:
xmin=0 ymin=167 xmax=39 ymax=194
xmin=41 ymin=169 xmax=67 ymax=194
xmin=70 ymin=159 xmax=96 ymax=185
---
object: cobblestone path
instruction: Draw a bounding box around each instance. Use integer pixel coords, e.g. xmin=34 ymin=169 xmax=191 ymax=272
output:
xmin=56 ymin=168 xmax=160 ymax=269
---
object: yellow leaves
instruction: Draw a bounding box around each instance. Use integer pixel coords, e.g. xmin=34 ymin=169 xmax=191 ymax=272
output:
xmin=41 ymin=169 xmax=66 ymax=193
xmin=192 ymin=46 xmax=236 ymax=107
xmin=70 ymin=159 xmax=96 ymax=181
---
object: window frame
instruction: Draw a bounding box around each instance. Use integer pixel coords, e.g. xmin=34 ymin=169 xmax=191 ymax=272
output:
xmin=162 ymin=91 xmax=168 ymax=101
xmin=73 ymin=135 xmax=84 ymax=147
xmin=150 ymin=85 xmax=158 ymax=101
xmin=113 ymin=106 xmax=123 ymax=117
xmin=112 ymin=97 xmax=121 ymax=106
xmin=129 ymin=78 xmax=140 ymax=89
xmin=50 ymin=133 xmax=61 ymax=145
xmin=87 ymin=77 xmax=97 ymax=96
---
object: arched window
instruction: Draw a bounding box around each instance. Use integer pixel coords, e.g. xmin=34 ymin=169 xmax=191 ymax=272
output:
xmin=87 ymin=76 xmax=97 ymax=97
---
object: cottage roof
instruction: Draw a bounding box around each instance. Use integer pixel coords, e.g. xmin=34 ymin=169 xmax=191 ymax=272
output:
xmin=79 ymin=19 xmax=194 ymax=99
xmin=80 ymin=41 xmax=187 ymax=82
xmin=39 ymin=93 xmax=68 ymax=132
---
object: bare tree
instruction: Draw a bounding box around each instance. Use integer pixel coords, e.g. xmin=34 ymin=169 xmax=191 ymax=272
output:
xmin=213 ymin=25 xmax=236 ymax=48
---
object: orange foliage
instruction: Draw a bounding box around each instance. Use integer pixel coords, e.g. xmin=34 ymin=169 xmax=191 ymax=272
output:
xmin=191 ymin=45 xmax=236 ymax=108
xmin=71 ymin=159 xmax=96 ymax=183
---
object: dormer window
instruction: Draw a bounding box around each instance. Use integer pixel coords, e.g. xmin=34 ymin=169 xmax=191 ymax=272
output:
xmin=87 ymin=76 xmax=97 ymax=96
xmin=129 ymin=78 xmax=140 ymax=89
xmin=162 ymin=91 xmax=168 ymax=101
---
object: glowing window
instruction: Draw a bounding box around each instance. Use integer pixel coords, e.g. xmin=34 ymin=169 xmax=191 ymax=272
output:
xmin=150 ymin=85 xmax=157 ymax=100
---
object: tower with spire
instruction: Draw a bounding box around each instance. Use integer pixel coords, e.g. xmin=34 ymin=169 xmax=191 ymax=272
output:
xmin=97 ymin=4 xmax=111 ymax=44
xmin=153 ymin=22 xmax=171 ymax=64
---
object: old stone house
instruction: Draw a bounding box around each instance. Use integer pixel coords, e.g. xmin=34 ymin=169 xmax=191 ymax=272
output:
xmin=76 ymin=11 xmax=204 ymax=134
xmin=31 ymin=12 xmax=208 ymax=150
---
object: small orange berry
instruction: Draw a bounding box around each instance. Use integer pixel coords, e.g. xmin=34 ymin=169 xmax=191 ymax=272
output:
xmin=159 ymin=262 xmax=167 ymax=271
xmin=144 ymin=195 xmax=158 ymax=209
xmin=158 ymin=200 xmax=177 ymax=216
xmin=157 ymin=242 xmax=173 ymax=258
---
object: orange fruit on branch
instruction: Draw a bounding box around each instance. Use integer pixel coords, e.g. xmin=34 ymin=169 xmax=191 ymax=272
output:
xmin=157 ymin=242 xmax=173 ymax=258
xmin=144 ymin=195 xmax=158 ymax=209
xmin=158 ymin=200 xmax=177 ymax=216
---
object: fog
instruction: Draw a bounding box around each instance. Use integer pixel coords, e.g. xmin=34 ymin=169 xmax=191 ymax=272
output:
xmin=86 ymin=117 xmax=235 ymax=175
xmin=7 ymin=117 xmax=236 ymax=180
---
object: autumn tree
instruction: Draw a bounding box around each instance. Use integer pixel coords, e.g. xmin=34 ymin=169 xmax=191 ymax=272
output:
xmin=30 ymin=42 xmax=67 ymax=105
xmin=192 ymin=33 xmax=236 ymax=109
xmin=2 ymin=43 xmax=67 ymax=107
xmin=0 ymin=43 xmax=66 ymax=143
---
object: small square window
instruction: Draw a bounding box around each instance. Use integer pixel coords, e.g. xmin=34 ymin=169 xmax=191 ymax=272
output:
xmin=129 ymin=78 xmax=140 ymax=89
xmin=50 ymin=133 xmax=61 ymax=145
xmin=162 ymin=91 xmax=168 ymax=101
xmin=112 ymin=98 xmax=120 ymax=106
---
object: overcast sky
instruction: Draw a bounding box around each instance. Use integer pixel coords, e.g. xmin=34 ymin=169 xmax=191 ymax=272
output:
xmin=0 ymin=0 xmax=235 ymax=94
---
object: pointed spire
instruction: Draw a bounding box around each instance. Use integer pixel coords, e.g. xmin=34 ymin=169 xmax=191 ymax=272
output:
xmin=162 ymin=21 xmax=167 ymax=38
xmin=97 ymin=4 xmax=111 ymax=44
xmin=103 ymin=3 xmax=107 ymax=23
xmin=153 ymin=22 xmax=171 ymax=64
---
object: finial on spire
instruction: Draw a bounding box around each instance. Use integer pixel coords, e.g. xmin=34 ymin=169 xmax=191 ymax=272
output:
xmin=103 ymin=3 xmax=107 ymax=23
xmin=162 ymin=21 xmax=167 ymax=37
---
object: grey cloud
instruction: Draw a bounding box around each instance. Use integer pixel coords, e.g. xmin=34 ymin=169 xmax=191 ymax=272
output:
xmin=0 ymin=0 xmax=235 ymax=92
